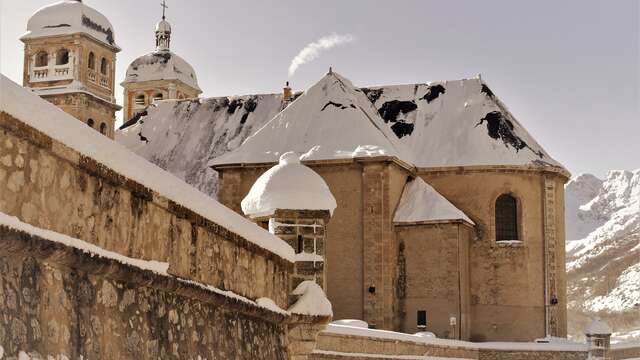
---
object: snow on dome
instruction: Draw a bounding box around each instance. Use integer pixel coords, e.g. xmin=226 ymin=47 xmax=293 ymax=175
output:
xmin=21 ymin=0 xmax=119 ymax=50
xmin=394 ymin=177 xmax=474 ymax=225
xmin=156 ymin=19 xmax=172 ymax=33
xmin=585 ymin=318 xmax=612 ymax=335
xmin=288 ymin=281 xmax=333 ymax=317
xmin=241 ymin=152 xmax=337 ymax=218
xmin=123 ymin=51 xmax=200 ymax=91
xmin=209 ymin=71 xmax=412 ymax=166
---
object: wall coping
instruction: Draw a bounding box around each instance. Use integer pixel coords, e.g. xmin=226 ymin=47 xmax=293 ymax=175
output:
xmin=393 ymin=219 xmax=476 ymax=228
xmin=0 ymin=109 xmax=294 ymax=266
xmin=0 ymin=219 xmax=288 ymax=323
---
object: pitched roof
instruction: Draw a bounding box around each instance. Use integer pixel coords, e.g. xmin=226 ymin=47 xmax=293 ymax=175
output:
xmin=208 ymin=72 xmax=411 ymax=166
xmin=362 ymin=79 xmax=563 ymax=168
xmin=393 ymin=177 xmax=474 ymax=225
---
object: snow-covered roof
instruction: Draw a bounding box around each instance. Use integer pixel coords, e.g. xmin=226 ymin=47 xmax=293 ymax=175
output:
xmin=209 ymin=71 xmax=412 ymax=166
xmin=362 ymin=79 xmax=563 ymax=169
xmin=241 ymin=152 xmax=337 ymax=218
xmin=0 ymin=74 xmax=294 ymax=262
xmin=123 ymin=50 xmax=200 ymax=91
xmin=586 ymin=318 xmax=612 ymax=335
xmin=21 ymin=0 xmax=119 ymax=50
xmin=393 ymin=177 xmax=474 ymax=225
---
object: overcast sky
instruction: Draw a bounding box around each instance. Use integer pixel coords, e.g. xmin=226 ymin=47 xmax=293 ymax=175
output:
xmin=1 ymin=0 xmax=638 ymax=177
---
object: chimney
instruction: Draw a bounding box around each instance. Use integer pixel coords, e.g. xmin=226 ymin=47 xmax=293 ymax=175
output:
xmin=283 ymin=81 xmax=292 ymax=102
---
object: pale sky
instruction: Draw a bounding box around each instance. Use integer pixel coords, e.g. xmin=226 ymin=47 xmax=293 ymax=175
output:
xmin=1 ymin=0 xmax=638 ymax=177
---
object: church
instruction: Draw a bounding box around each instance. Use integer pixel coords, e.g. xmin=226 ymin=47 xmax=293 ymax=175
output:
xmin=13 ymin=0 xmax=570 ymax=346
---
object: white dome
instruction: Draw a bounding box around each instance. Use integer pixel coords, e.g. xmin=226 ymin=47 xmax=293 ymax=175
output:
xmin=123 ymin=51 xmax=200 ymax=91
xmin=22 ymin=0 xmax=119 ymax=50
xmin=241 ymin=152 xmax=337 ymax=218
xmin=155 ymin=19 xmax=171 ymax=33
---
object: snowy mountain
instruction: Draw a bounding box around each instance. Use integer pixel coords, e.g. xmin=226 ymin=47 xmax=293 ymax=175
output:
xmin=565 ymin=170 xmax=640 ymax=340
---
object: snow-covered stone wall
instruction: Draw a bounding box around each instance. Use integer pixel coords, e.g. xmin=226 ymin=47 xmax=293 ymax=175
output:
xmin=0 ymin=222 xmax=288 ymax=359
xmin=0 ymin=110 xmax=291 ymax=308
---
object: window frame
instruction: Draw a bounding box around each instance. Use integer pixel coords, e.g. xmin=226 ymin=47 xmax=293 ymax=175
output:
xmin=100 ymin=57 xmax=108 ymax=75
xmin=88 ymin=52 xmax=95 ymax=70
xmin=55 ymin=48 xmax=70 ymax=66
xmin=494 ymin=193 xmax=521 ymax=242
xmin=35 ymin=51 xmax=49 ymax=68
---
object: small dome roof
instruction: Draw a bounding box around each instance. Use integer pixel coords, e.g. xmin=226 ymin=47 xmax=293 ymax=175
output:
xmin=123 ymin=51 xmax=200 ymax=91
xmin=155 ymin=19 xmax=171 ymax=33
xmin=22 ymin=0 xmax=119 ymax=50
xmin=585 ymin=318 xmax=612 ymax=335
xmin=241 ymin=152 xmax=337 ymax=218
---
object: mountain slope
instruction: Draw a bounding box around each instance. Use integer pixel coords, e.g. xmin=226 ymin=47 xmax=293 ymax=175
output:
xmin=565 ymin=170 xmax=640 ymax=340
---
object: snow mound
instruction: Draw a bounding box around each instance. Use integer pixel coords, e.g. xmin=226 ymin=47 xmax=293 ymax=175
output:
xmin=21 ymin=0 xmax=119 ymax=50
xmin=585 ymin=318 xmax=612 ymax=335
xmin=288 ymin=281 xmax=333 ymax=317
xmin=209 ymin=71 xmax=412 ymax=166
xmin=394 ymin=177 xmax=473 ymax=225
xmin=241 ymin=152 xmax=337 ymax=218
xmin=0 ymin=74 xmax=294 ymax=262
xmin=123 ymin=50 xmax=200 ymax=91
xmin=331 ymin=319 xmax=368 ymax=328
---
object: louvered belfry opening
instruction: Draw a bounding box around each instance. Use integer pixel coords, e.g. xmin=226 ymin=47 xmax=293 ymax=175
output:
xmin=495 ymin=194 xmax=518 ymax=241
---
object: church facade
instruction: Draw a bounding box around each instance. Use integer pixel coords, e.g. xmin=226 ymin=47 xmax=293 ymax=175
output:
xmin=13 ymin=0 xmax=572 ymax=347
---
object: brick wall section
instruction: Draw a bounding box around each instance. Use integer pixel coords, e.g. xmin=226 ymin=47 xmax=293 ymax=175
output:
xmin=611 ymin=345 xmax=640 ymax=359
xmin=0 ymin=112 xmax=292 ymax=308
xmin=0 ymin=226 xmax=288 ymax=359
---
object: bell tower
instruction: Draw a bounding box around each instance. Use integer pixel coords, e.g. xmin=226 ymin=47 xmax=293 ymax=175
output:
xmin=21 ymin=0 xmax=121 ymax=139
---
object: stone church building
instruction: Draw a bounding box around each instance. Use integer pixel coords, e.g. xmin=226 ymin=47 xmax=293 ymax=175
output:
xmin=3 ymin=1 xmax=599 ymax=357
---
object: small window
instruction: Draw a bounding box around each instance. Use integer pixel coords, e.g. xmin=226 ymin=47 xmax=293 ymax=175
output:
xmin=417 ymin=310 xmax=427 ymax=329
xmin=297 ymin=235 xmax=304 ymax=254
xmin=88 ymin=52 xmax=95 ymax=70
xmin=35 ymin=51 xmax=48 ymax=67
xmin=99 ymin=122 xmax=107 ymax=135
xmin=87 ymin=118 xmax=95 ymax=128
xmin=135 ymin=94 xmax=146 ymax=106
xmin=100 ymin=58 xmax=108 ymax=75
xmin=495 ymin=194 xmax=519 ymax=241
xmin=152 ymin=93 xmax=163 ymax=102
xmin=56 ymin=49 xmax=69 ymax=65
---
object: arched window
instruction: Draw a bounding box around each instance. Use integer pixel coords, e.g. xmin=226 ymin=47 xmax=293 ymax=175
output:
xmin=100 ymin=57 xmax=108 ymax=75
xmin=495 ymin=194 xmax=519 ymax=241
xmin=135 ymin=94 xmax=146 ymax=106
xmin=152 ymin=93 xmax=163 ymax=102
xmin=99 ymin=122 xmax=107 ymax=135
xmin=56 ymin=49 xmax=69 ymax=65
xmin=87 ymin=118 xmax=95 ymax=128
xmin=35 ymin=51 xmax=48 ymax=67
xmin=88 ymin=52 xmax=95 ymax=70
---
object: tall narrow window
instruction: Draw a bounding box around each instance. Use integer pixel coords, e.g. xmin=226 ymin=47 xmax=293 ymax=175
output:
xmin=99 ymin=122 xmax=107 ymax=135
xmin=297 ymin=235 xmax=304 ymax=253
xmin=88 ymin=52 xmax=95 ymax=70
xmin=35 ymin=51 xmax=48 ymax=67
xmin=495 ymin=194 xmax=518 ymax=241
xmin=417 ymin=310 xmax=427 ymax=329
xmin=56 ymin=49 xmax=69 ymax=65
xmin=100 ymin=58 xmax=108 ymax=75
xmin=87 ymin=118 xmax=95 ymax=128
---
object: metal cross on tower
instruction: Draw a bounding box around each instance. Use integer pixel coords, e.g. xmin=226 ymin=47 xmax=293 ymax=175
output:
xmin=160 ymin=0 xmax=168 ymax=20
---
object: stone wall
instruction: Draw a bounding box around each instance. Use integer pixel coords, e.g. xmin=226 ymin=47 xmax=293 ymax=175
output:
xmin=420 ymin=167 xmax=569 ymax=341
xmin=395 ymin=221 xmax=473 ymax=339
xmin=0 ymin=112 xmax=291 ymax=309
xmin=611 ymin=345 xmax=640 ymax=360
xmin=0 ymin=224 xmax=288 ymax=359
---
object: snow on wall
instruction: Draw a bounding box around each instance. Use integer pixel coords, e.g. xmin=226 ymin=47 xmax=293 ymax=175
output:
xmin=21 ymin=0 xmax=119 ymax=49
xmin=394 ymin=177 xmax=474 ymax=224
xmin=0 ymin=74 xmax=294 ymax=262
